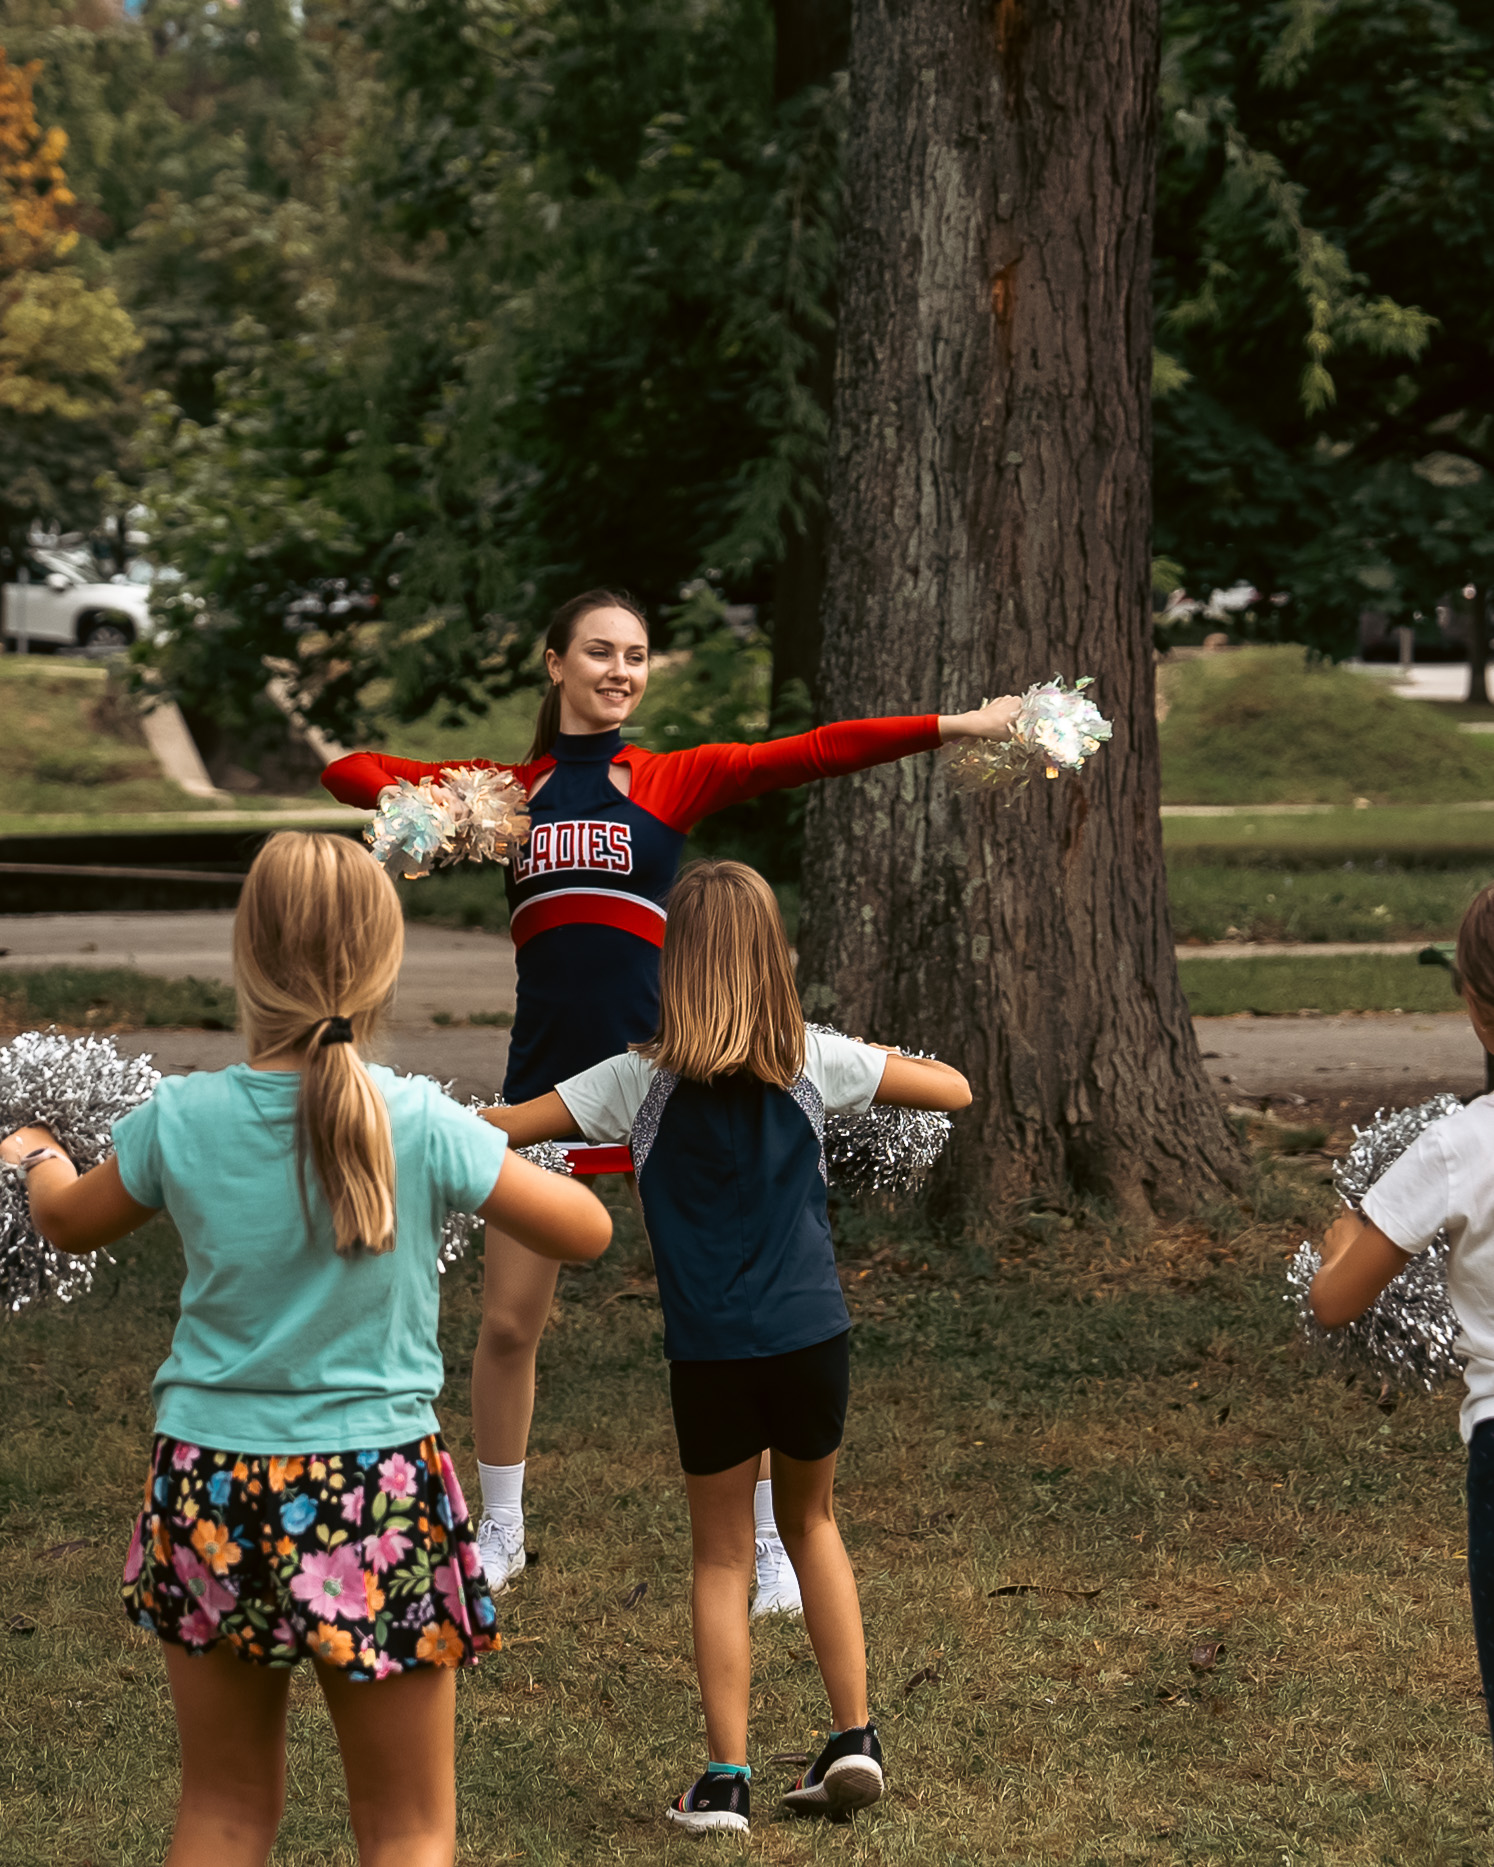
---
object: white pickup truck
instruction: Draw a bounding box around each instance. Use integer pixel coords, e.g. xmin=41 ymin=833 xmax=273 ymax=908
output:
xmin=2 ymin=552 xmax=154 ymax=653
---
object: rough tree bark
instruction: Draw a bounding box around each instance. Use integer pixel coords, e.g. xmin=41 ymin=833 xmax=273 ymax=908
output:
xmin=797 ymin=0 xmax=1247 ymax=1216
xmin=768 ymin=0 xmax=849 ymax=711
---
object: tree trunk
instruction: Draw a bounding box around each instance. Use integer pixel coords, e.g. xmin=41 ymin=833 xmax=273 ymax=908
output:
xmin=769 ymin=0 xmax=849 ymax=713
xmin=1468 ymin=586 xmax=1489 ymax=708
xmin=797 ymin=0 xmax=1246 ymax=1216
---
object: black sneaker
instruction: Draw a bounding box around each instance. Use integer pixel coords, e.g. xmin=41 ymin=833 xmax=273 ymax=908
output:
xmin=782 ymin=1722 xmax=884 ymax=1818
xmin=665 ymin=1771 xmax=750 ymax=1834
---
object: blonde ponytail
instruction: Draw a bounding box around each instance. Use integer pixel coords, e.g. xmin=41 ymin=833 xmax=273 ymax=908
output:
xmin=234 ymin=833 xmax=404 ymax=1256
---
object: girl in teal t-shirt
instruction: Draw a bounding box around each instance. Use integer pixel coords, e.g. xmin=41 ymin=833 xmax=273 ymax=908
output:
xmin=1 ymin=832 xmax=611 ymax=1867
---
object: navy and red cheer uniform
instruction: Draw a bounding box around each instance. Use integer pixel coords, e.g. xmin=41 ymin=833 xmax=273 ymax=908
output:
xmin=321 ymin=715 xmax=941 ymax=1107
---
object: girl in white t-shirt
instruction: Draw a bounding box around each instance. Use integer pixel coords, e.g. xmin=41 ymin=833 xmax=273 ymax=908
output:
xmin=485 ymin=859 xmax=972 ymax=1833
xmin=1311 ymin=882 xmax=1494 ymax=1740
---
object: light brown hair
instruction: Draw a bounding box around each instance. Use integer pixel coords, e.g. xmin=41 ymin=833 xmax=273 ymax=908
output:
xmin=638 ymin=860 xmax=805 ymax=1088
xmin=234 ymin=832 xmax=404 ymax=1256
xmin=526 ymin=587 xmax=649 ymax=761
xmin=1456 ymin=882 xmax=1494 ymax=1010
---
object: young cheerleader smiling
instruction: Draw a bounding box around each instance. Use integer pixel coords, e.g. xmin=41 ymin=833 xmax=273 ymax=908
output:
xmin=1310 ymin=881 xmax=1494 ymax=1749
xmin=0 ymin=832 xmax=611 ymax=1867
xmin=485 ymin=859 xmax=972 ymax=1831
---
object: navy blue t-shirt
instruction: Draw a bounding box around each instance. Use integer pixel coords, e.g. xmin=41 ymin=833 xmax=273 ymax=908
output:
xmin=555 ymin=1035 xmax=886 ymax=1362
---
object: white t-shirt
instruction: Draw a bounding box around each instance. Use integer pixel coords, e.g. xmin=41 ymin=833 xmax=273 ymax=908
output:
xmin=1362 ymin=1094 xmax=1494 ymax=1442
xmin=555 ymin=1030 xmax=888 ymax=1144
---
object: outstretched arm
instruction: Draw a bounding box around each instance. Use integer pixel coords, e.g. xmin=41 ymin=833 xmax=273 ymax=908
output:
xmin=479 ymin=1093 xmax=576 ymax=1149
xmin=0 ymin=1126 xmax=158 ymax=1255
xmin=870 ymin=1049 xmax=973 ymax=1112
xmin=1309 ymin=1207 xmax=1412 ymax=1326
xmin=474 ymin=1149 xmax=612 ymax=1262
xmin=630 ymin=699 xmax=1020 ymax=833
xmin=321 ymin=750 xmax=510 ymax=809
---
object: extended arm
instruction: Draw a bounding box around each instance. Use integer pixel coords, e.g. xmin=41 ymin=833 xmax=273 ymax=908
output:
xmin=1309 ymin=1207 xmax=1414 ymax=1326
xmin=321 ymin=750 xmax=510 ymax=810
xmin=479 ymin=1093 xmax=576 ymax=1149
xmin=474 ymin=1146 xmax=612 ymax=1262
xmin=871 ymin=1050 xmax=973 ymax=1112
xmin=0 ymin=1125 xmax=158 ymax=1255
xmin=631 ymin=698 xmax=1020 ymax=832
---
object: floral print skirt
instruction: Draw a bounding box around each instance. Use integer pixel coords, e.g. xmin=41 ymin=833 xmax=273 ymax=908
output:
xmin=122 ymin=1433 xmax=497 ymax=1677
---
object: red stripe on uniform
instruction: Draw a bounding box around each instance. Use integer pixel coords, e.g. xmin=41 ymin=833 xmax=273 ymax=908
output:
xmin=509 ymin=890 xmax=667 ymax=951
xmin=560 ymin=1143 xmax=635 ymax=1177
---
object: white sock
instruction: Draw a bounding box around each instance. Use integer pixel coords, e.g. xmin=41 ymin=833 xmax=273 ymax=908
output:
xmin=478 ymin=1459 xmax=525 ymax=1529
xmin=754 ymin=1479 xmax=781 ymax=1549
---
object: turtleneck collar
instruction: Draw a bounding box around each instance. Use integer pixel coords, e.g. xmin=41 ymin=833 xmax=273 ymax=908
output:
xmin=550 ymin=726 xmax=623 ymax=764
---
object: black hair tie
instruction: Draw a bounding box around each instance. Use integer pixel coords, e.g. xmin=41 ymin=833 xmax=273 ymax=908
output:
xmin=319 ymin=1015 xmax=355 ymax=1047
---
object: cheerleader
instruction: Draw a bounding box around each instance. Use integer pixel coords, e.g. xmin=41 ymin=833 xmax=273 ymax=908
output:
xmin=323 ymin=589 xmax=1018 ymax=1598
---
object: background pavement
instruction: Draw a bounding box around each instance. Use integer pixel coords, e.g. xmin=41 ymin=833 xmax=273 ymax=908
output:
xmin=1 ymin=909 xmax=1486 ymax=1102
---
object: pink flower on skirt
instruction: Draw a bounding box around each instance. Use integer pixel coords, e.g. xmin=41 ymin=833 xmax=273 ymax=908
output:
xmin=272 ymin=1618 xmax=298 ymax=1647
xmin=372 ymin=1651 xmax=403 ymax=1680
xmin=432 ymin=1560 xmax=472 ymax=1635
xmin=171 ymin=1443 xmax=201 ymax=1470
xmin=172 ymin=1548 xmax=236 ymax=1617
xmin=339 ymin=1485 xmax=365 ymax=1525
xmin=122 ymin=1518 xmax=144 ymax=1585
xmin=178 ymin=1605 xmax=221 ymax=1647
xmin=363 ymin=1527 xmax=413 ymax=1574
xmin=458 ymin=1537 xmax=482 ymax=1580
xmin=438 ymin=1451 xmax=468 ymax=1522
xmin=377 ymin=1453 xmax=418 ymax=1498
xmin=289 ymin=1546 xmax=368 ymax=1621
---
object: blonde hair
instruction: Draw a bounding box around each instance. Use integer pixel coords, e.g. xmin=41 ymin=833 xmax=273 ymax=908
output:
xmin=1457 ymin=883 xmax=1494 ymax=1011
xmin=234 ymin=832 xmax=404 ymax=1256
xmin=638 ymin=860 xmax=805 ymax=1088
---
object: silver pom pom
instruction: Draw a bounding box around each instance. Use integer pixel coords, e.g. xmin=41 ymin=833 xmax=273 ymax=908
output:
xmin=1287 ymin=1094 xmax=1465 ymax=1391
xmin=0 ymin=1031 xmax=160 ymax=1313
xmin=806 ymin=1023 xmax=952 ymax=1196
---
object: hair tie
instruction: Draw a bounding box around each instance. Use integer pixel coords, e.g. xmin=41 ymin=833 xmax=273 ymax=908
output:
xmin=319 ymin=1015 xmax=355 ymax=1048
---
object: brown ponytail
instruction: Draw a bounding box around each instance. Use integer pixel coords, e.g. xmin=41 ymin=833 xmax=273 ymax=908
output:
xmin=525 ymin=587 xmax=649 ymax=761
xmin=234 ymin=832 xmax=404 ymax=1256
xmin=1456 ymin=883 xmax=1494 ymax=1010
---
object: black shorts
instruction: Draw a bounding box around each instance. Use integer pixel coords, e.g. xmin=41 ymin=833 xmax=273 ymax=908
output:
xmin=668 ymin=1331 xmax=851 ymax=1476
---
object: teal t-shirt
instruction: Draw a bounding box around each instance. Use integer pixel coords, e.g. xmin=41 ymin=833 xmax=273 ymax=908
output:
xmin=112 ymin=1064 xmax=508 ymax=1455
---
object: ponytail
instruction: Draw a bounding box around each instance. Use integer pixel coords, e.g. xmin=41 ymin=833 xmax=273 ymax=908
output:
xmin=234 ymin=832 xmax=405 ymax=1257
xmin=296 ymin=1018 xmax=397 ymax=1257
xmin=526 ymin=587 xmax=649 ymax=761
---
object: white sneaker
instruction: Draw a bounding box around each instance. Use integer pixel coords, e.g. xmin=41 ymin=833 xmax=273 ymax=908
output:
xmin=749 ymin=1535 xmax=802 ymax=1618
xmin=476 ymin=1516 xmax=527 ymax=1593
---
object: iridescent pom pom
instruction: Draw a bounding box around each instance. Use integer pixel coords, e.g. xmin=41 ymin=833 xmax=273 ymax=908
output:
xmin=946 ymin=676 xmax=1113 ymax=801
xmin=0 ymin=1031 xmax=160 ymax=1312
xmin=367 ymin=766 xmax=530 ymax=879
xmin=1286 ymin=1094 xmax=1464 ymax=1392
xmin=807 ymin=1024 xmax=953 ymax=1196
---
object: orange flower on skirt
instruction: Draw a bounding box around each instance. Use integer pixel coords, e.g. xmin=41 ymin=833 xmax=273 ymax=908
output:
xmin=308 ymin=1623 xmax=355 ymax=1666
xmin=415 ymin=1621 xmax=464 ymax=1667
xmin=267 ymin=1456 xmax=306 ymax=1493
xmin=190 ymin=1519 xmax=241 ymax=1575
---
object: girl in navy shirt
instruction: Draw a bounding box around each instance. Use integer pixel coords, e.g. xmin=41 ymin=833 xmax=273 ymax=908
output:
xmin=323 ymin=589 xmax=1017 ymax=1602
xmin=485 ymin=859 xmax=972 ymax=1832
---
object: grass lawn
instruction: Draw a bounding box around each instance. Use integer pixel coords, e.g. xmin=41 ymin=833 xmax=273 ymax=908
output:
xmin=1169 ymin=868 xmax=1489 ymax=945
xmin=0 ymin=658 xmax=223 ymax=820
xmin=1162 ymin=806 xmax=1494 ymax=866
xmin=6 ymin=1165 xmax=1494 ymax=1863
xmin=1158 ymin=648 xmax=1494 ymax=806
xmin=0 ymin=968 xmax=236 ymax=1032
xmin=1178 ymin=953 xmax=1458 ymax=1018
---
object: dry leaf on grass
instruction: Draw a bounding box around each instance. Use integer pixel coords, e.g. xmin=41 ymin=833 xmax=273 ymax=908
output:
xmin=1189 ymin=1640 xmax=1226 ymax=1671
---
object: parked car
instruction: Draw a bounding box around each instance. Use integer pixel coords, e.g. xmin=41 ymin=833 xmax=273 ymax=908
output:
xmin=1 ymin=551 xmax=154 ymax=654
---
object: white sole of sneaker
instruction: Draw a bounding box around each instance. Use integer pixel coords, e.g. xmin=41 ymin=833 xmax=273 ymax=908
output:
xmin=783 ymin=1756 xmax=884 ymax=1817
xmin=665 ymin=1808 xmax=749 ymax=1834
xmin=749 ymin=1592 xmax=802 ymax=1620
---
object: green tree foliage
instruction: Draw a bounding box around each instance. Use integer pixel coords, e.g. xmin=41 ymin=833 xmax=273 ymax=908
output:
xmin=1154 ymin=0 xmax=1494 ymax=646
xmin=0 ymin=41 xmax=139 ymax=559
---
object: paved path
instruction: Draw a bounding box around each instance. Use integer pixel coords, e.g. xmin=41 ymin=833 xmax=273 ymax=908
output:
xmin=2 ymin=910 xmax=1485 ymax=1100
